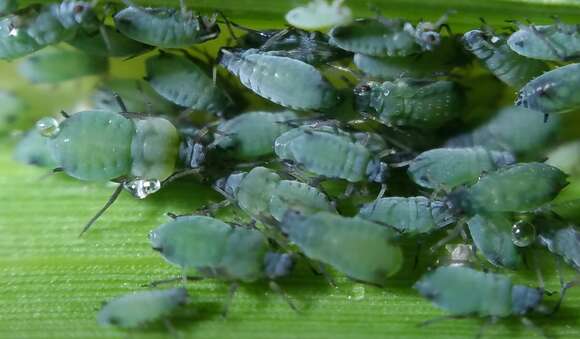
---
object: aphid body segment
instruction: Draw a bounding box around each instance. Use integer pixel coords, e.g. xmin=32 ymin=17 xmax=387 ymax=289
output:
xmin=285 ymin=0 xmax=352 ymax=30
xmin=280 ymin=211 xmax=403 ymax=285
xmin=97 ymin=288 xmax=188 ymax=328
xmin=508 ymin=23 xmax=580 ymax=61
xmin=467 ymin=214 xmax=522 ymax=269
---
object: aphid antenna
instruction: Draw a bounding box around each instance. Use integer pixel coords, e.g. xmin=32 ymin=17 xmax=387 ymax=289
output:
xmin=98 ymin=25 xmax=113 ymax=53
xmin=112 ymin=92 xmax=128 ymax=112
xmin=78 ymin=183 xmax=124 ymax=237
xmin=269 ymin=280 xmax=299 ymax=313
xmin=215 ymin=10 xmax=239 ymax=43
xmin=60 ymin=110 xmax=70 ymax=119
xmin=418 ymin=314 xmax=459 ymax=328
xmin=220 ymin=282 xmax=239 ymax=318
xmin=165 ymin=212 xmax=179 ymax=219
xmin=161 ymin=168 xmax=202 ymax=187
xmin=36 ymin=167 xmax=64 ymax=181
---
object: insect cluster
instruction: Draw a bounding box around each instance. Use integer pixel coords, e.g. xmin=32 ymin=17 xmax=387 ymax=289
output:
xmin=3 ymin=0 xmax=580 ymax=335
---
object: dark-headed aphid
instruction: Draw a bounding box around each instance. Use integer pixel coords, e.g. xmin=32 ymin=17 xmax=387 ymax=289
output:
xmin=508 ymin=21 xmax=580 ymax=61
xmin=218 ymin=48 xmax=340 ymax=111
xmin=463 ymin=29 xmax=548 ymax=88
xmin=68 ymin=24 xmax=152 ymax=58
xmin=97 ymin=288 xmax=188 ymax=329
xmin=280 ymin=211 xmax=402 ymax=286
xmin=113 ymin=2 xmax=219 ymax=48
xmin=354 ymin=78 xmax=462 ymax=129
xmin=467 ymin=213 xmax=522 ymax=269
xmin=516 ymin=63 xmax=580 ymax=116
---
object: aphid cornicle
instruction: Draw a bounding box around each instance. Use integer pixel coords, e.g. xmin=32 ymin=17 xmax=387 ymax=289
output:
xmin=354 ymin=78 xmax=462 ymax=129
xmin=0 ymin=90 xmax=26 ymax=134
xmin=68 ymin=24 xmax=152 ymax=58
xmin=462 ymin=29 xmax=548 ymax=88
xmin=516 ymin=63 xmax=580 ymax=116
xmin=285 ymin=0 xmax=352 ymax=30
xmin=274 ymin=125 xmax=389 ymax=184
xmin=214 ymin=166 xmax=336 ymax=223
xmin=218 ymin=48 xmax=340 ymax=111
xmin=507 ymin=22 xmax=580 ymax=61
xmin=13 ymin=128 xmax=57 ymax=168
xmin=407 ymin=147 xmax=515 ymax=190
xmin=210 ymin=111 xmax=299 ymax=160
xmin=467 ymin=213 xmax=522 ymax=269
xmin=145 ymin=52 xmax=233 ymax=115
xmin=113 ymin=4 xmax=220 ymax=48
xmin=448 ymin=162 xmax=568 ymax=215
xmin=357 ymin=196 xmax=455 ymax=235
xmin=97 ymin=288 xmax=188 ymax=329
xmin=280 ymin=211 xmax=403 ymax=286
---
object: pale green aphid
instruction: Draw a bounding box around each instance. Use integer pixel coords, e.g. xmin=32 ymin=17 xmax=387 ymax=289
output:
xmin=18 ymin=48 xmax=108 ymax=83
xmin=274 ymin=125 xmax=389 ymax=183
xmin=516 ymin=63 xmax=580 ymax=116
xmin=508 ymin=22 xmax=580 ymax=61
xmin=215 ymin=166 xmax=336 ymax=223
xmin=463 ymin=29 xmax=548 ymax=88
xmin=211 ymin=111 xmax=298 ymax=159
xmin=68 ymin=24 xmax=152 ymax=58
xmin=415 ymin=265 xmax=546 ymax=317
xmin=97 ymin=288 xmax=188 ymax=329
xmin=445 ymin=106 xmax=560 ymax=154
xmin=285 ymin=0 xmax=352 ymax=31
xmin=13 ymin=128 xmax=57 ymax=168
xmin=546 ymin=140 xmax=580 ymax=176
xmin=145 ymin=52 xmax=233 ymax=115
xmin=407 ymin=147 xmax=515 ymax=190
xmin=0 ymin=90 xmax=26 ymax=134
xmin=448 ymin=162 xmax=568 ymax=215
xmin=0 ymin=0 xmax=17 ymax=16
xmin=467 ymin=214 xmax=522 ymax=269
xmin=280 ymin=211 xmax=403 ymax=286
xmin=354 ymin=78 xmax=462 ymax=129
xmin=218 ymin=48 xmax=340 ymax=111
xmin=113 ymin=4 xmax=220 ymax=48
xmin=0 ymin=1 xmax=99 ymax=60
xmin=357 ymin=196 xmax=455 ymax=235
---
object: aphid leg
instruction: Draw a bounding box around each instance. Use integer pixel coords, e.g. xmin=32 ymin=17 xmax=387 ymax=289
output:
xmin=221 ymin=282 xmax=239 ymax=318
xmin=550 ymin=258 xmax=580 ymax=314
xmin=179 ymin=0 xmax=187 ymax=16
xmin=418 ymin=315 xmax=459 ymax=327
xmin=135 ymin=80 xmax=154 ymax=115
xmin=339 ymin=183 xmax=355 ymax=200
xmin=60 ymin=110 xmax=70 ymax=119
xmin=197 ymin=199 xmax=231 ymax=216
xmin=376 ymin=184 xmax=387 ymax=200
xmin=520 ymin=317 xmax=546 ymax=338
xmin=166 ymin=212 xmax=179 ymax=219
xmin=544 ymin=114 xmax=549 ymax=123
xmin=413 ymin=242 xmax=421 ymax=270
xmin=161 ymin=169 xmax=202 ymax=187
xmin=113 ymin=92 xmax=128 ymax=113
xmin=269 ymin=281 xmax=298 ymax=312
xmin=261 ymin=28 xmax=292 ymax=51
xmin=216 ymin=11 xmax=239 ymax=42
xmin=163 ymin=319 xmax=178 ymax=338
xmin=476 ymin=317 xmax=498 ymax=339
xmin=78 ymin=184 xmax=124 ymax=237
xmin=37 ymin=167 xmax=64 ymax=181
xmin=99 ymin=25 xmax=112 ymax=53
xmin=308 ymin=260 xmax=337 ymax=288
xmin=430 ymin=221 xmax=465 ymax=254
xmin=212 ymin=65 xmax=217 ymax=86
xmin=144 ymin=276 xmax=203 ymax=288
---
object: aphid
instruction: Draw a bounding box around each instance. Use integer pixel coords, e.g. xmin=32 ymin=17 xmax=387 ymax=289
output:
xmin=407 ymin=147 xmax=515 ymax=190
xmin=285 ymin=0 xmax=352 ymax=31
xmin=507 ymin=22 xmax=580 ymax=61
xmin=13 ymin=128 xmax=57 ymax=168
xmin=149 ymin=215 xmax=295 ymax=312
xmin=113 ymin=3 xmax=219 ymax=48
xmin=0 ymin=0 xmax=17 ymax=16
xmin=97 ymin=288 xmax=188 ymax=329
xmin=68 ymin=24 xmax=152 ymax=58
xmin=274 ymin=125 xmax=389 ymax=184
xmin=218 ymin=48 xmax=340 ymax=111
xmin=0 ymin=1 xmax=100 ymax=60
xmin=462 ymin=29 xmax=548 ymax=88
xmin=280 ymin=211 xmax=403 ymax=286
xmin=516 ymin=63 xmax=580 ymax=116
xmin=467 ymin=213 xmax=522 ymax=269
xmin=0 ymin=90 xmax=26 ymax=134
xmin=18 ymin=48 xmax=108 ymax=83
xmin=448 ymin=162 xmax=568 ymax=215
xmin=210 ymin=111 xmax=298 ymax=159
xmin=445 ymin=106 xmax=560 ymax=154
xmin=354 ymin=78 xmax=462 ymax=129
xmin=546 ymin=140 xmax=580 ymax=176
xmin=214 ymin=166 xmax=336 ymax=223
xmin=357 ymin=196 xmax=455 ymax=235
xmin=145 ymin=51 xmax=233 ymax=115
xmin=537 ymin=222 xmax=580 ymax=271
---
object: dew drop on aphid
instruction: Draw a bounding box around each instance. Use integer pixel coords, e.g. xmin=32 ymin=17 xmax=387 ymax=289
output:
xmin=123 ymin=179 xmax=161 ymax=199
xmin=511 ymin=220 xmax=536 ymax=247
xmin=36 ymin=117 xmax=60 ymax=138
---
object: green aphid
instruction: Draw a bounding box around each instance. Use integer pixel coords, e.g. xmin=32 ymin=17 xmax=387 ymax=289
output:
xmin=537 ymin=219 xmax=580 ymax=271
xmin=354 ymin=78 xmax=462 ymax=129
xmin=357 ymin=196 xmax=455 ymax=235
xmin=97 ymin=288 xmax=188 ymax=329
xmin=467 ymin=214 xmax=522 ymax=269
xmin=215 ymin=166 xmax=336 ymax=223
xmin=13 ymin=128 xmax=57 ymax=168
xmin=463 ymin=29 xmax=548 ymax=88
xmin=516 ymin=63 xmax=580 ymax=116
xmin=0 ymin=0 xmax=18 ymax=16
xmin=274 ymin=125 xmax=389 ymax=183
xmin=408 ymin=147 xmax=515 ymax=190
xmin=114 ymin=5 xmax=220 ymax=48
xmin=0 ymin=90 xmax=26 ymax=134
xmin=145 ymin=52 xmax=233 ymax=115
xmin=353 ymin=36 xmax=467 ymax=79
xmin=68 ymin=24 xmax=152 ymax=58
xmin=448 ymin=162 xmax=568 ymax=215
xmin=210 ymin=111 xmax=298 ymax=160
xmin=218 ymin=48 xmax=340 ymax=111
xmin=445 ymin=106 xmax=560 ymax=154
xmin=508 ymin=22 xmax=580 ymax=62
xmin=415 ymin=265 xmax=548 ymax=318
xmin=0 ymin=1 xmax=99 ymax=60
xmin=18 ymin=48 xmax=108 ymax=83
xmin=280 ymin=211 xmax=403 ymax=286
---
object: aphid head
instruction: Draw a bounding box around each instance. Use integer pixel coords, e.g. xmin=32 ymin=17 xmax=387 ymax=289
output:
xmin=179 ymin=136 xmax=206 ymax=169
xmin=353 ymin=82 xmax=374 ymax=113
xmin=366 ymin=159 xmax=389 ymax=183
xmin=148 ymin=228 xmax=164 ymax=253
xmin=58 ymin=1 xmax=99 ymax=29
xmin=416 ymin=30 xmax=441 ymax=50
xmin=199 ymin=14 xmax=221 ymax=41
xmin=444 ymin=187 xmax=470 ymax=215
xmin=264 ymin=252 xmax=295 ymax=280
xmin=214 ymin=172 xmax=246 ymax=199
xmin=512 ymin=285 xmax=543 ymax=315
xmin=462 ymin=30 xmax=487 ymax=50
xmin=514 ymin=90 xmax=528 ymax=108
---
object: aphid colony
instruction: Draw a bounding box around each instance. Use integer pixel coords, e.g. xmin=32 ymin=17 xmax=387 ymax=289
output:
xmin=3 ymin=0 xmax=580 ymax=334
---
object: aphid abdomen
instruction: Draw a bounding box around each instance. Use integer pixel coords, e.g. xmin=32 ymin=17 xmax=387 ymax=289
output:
xmin=236 ymin=166 xmax=280 ymax=217
xmin=358 ymin=196 xmax=438 ymax=234
xmin=508 ymin=24 xmax=580 ymax=61
xmin=269 ymin=180 xmax=336 ymax=221
xmin=220 ymin=228 xmax=268 ymax=282
xmin=467 ymin=214 xmax=522 ymax=269
xmin=538 ymin=225 xmax=580 ymax=271
xmin=49 ymin=110 xmax=134 ymax=181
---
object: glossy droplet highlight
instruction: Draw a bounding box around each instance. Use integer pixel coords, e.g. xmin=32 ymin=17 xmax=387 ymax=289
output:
xmin=36 ymin=117 xmax=60 ymax=138
xmin=511 ymin=220 xmax=536 ymax=247
xmin=123 ymin=179 xmax=161 ymax=199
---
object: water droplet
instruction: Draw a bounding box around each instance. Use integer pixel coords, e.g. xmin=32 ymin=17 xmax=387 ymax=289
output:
xmin=512 ymin=220 xmax=536 ymax=247
xmin=123 ymin=179 xmax=161 ymax=199
xmin=36 ymin=117 xmax=60 ymax=138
